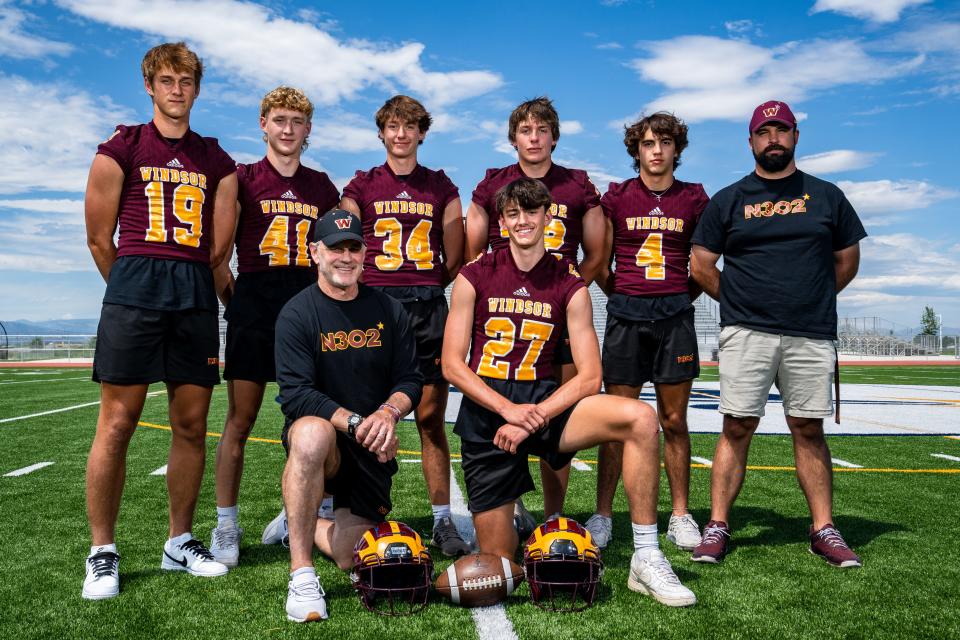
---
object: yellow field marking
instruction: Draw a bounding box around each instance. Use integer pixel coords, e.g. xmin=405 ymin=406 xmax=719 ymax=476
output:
xmin=135 ymin=420 xmax=960 ymax=474
xmin=947 ymin=436 xmax=960 ymax=441
xmin=880 ymin=396 xmax=960 ymax=405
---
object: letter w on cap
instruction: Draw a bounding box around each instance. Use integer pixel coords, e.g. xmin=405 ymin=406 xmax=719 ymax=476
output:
xmin=334 ymin=217 xmax=352 ymax=230
xmin=763 ymin=104 xmax=781 ymax=118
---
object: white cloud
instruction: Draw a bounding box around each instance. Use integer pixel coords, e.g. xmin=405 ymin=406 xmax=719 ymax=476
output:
xmin=796 ymin=150 xmax=880 ymax=174
xmin=596 ymin=42 xmax=623 ymax=50
xmin=553 ymin=155 xmax=626 ymax=190
xmin=58 ymin=0 xmax=502 ymax=107
xmin=837 ymin=179 xmax=958 ymax=215
xmin=310 ymin=118 xmax=381 ymax=153
xmin=838 ymin=233 xmax=960 ymax=323
xmin=724 ymin=20 xmax=755 ymax=35
xmin=0 ymin=1 xmax=73 ymax=59
xmin=621 ymin=36 xmax=923 ymax=124
xmin=0 ymin=73 xmax=133 ymax=195
xmin=811 ymin=0 xmax=929 ymax=23
xmin=0 ymin=199 xmax=84 ymax=215
xmin=561 ymin=120 xmax=584 ymax=135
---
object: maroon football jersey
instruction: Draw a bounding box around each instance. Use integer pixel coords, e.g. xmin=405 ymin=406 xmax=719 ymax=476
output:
xmin=460 ymin=248 xmax=585 ymax=381
xmin=343 ymin=163 xmax=459 ymax=287
xmin=601 ymin=178 xmax=709 ymax=296
xmin=97 ymin=122 xmax=235 ymax=263
xmin=234 ymin=158 xmax=339 ymax=273
xmin=471 ymin=163 xmax=601 ymax=262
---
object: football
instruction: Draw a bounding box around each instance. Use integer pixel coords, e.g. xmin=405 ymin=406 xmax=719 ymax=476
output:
xmin=434 ymin=552 xmax=525 ymax=607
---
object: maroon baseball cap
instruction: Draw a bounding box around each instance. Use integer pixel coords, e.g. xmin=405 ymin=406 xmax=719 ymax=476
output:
xmin=749 ymin=100 xmax=797 ymax=132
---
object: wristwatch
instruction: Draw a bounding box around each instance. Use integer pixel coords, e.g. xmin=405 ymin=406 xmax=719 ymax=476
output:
xmin=347 ymin=413 xmax=363 ymax=440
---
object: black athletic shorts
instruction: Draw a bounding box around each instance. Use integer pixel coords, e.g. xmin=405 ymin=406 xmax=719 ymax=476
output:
xmin=400 ymin=295 xmax=448 ymax=385
xmin=554 ymin=326 xmax=573 ymax=367
xmin=454 ymin=378 xmax=578 ymax=513
xmin=223 ymin=270 xmax=315 ymax=382
xmin=281 ymin=425 xmax=397 ymax=522
xmin=601 ymin=307 xmax=699 ymax=387
xmin=93 ymin=303 xmax=220 ymax=386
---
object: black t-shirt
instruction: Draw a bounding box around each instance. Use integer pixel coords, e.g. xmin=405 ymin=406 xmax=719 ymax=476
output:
xmin=274 ymin=283 xmax=424 ymax=425
xmin=103 ymin=255 xmax=217 ymax=312
xmin=691 ymin=170 xmax=866 ymax=340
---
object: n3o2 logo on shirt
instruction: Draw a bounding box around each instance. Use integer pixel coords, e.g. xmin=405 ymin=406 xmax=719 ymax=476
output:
xmin=320 ymin=327 xmax=383 ymax=352
xmin=743 ymin=197 xmax=808 ymax=220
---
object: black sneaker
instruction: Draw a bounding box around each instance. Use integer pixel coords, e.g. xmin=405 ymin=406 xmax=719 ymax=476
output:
xmin=432 ymin=516 xmax=470 ymax=556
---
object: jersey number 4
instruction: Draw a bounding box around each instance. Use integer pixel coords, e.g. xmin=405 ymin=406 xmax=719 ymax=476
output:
xmin=477 ymin=317 xmax=553 ymax=381
xmin=374 ymin=218 xmax=433 ymax=271
xmin=144 ymin=182 xmax=204 ymax=247
xmin=260 ymin=216 xmax=311 ymax=267
xmin=635 ymin=233 xmax=665 ymax=280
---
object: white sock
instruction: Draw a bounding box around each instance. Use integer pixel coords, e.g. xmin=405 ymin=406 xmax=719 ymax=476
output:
xmin=432 ymin=504 xmax=451 ymax=524
xmin=217 ymin=505 xmax=238 ymax=526
xmin=90 ymin=543 xmax=117 ymax=557
xmin=290 ymin=566 xmax=316 ymax=583
xmin=632 ymin=523 xmax=659 ymax=553
xmin=169 ymin=531 xmax=192 ymax=547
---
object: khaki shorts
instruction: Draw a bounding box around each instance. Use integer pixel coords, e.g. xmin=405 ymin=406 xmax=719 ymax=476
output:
xmin=718 ymin=325 xmax=835 ymax=418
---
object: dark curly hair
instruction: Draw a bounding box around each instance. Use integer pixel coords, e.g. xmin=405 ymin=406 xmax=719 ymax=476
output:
xmin=623 ymin=112 xmax=689 ymax=173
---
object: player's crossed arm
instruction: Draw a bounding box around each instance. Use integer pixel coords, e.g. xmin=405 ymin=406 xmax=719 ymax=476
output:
xmin=441 ymin=274 xmax=547 ymax=445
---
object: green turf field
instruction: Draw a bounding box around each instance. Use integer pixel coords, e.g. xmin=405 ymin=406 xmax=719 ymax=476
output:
xmin=1 ymin=367 xmax=959 ymax=639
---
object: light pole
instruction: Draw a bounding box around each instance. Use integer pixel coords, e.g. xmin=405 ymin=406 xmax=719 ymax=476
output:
xmin=936 ymin=314 xmax=943 ymax=352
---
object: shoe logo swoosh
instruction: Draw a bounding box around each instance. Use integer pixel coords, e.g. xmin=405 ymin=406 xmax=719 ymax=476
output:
xmin=164 ymin=551 xmax=188 ymax=567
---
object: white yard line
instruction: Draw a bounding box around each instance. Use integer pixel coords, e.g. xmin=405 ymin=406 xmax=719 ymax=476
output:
xmin=571 ymin=458 xmax=592 ymax=471
xmin=931 ymin=453 xmax=960 ymax=463
xmin=691 ymin=456 xmax=713 ymax=467
xmin=150 ymin=465 xmax=168 ymax=476
xmin=831 ymin=458 xmax=863 ymax=468
xmin=0 ymin=390 xmax=166 ymax=424
xmin=4 ymin=461 xmax=54 ymax=477
xmin=447 ymin=465 xmax=519 ymax=640
xmin=0 ymin=376 xmax=88 ymax=386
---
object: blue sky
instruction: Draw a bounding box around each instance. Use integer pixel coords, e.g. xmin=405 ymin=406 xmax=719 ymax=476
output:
xmin=0 ymin=0 xmax=958 ymax=330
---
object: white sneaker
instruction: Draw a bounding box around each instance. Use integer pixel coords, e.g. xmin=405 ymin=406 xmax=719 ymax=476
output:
xmin=584 ymin=514 xmax=613 ymax=549
xmin=628 ymin=548 xmax=696 ymax=607
xmin=210 ymin=520 xmax=243 ymax=568
xmin=262 ymin=508 xmax=288 ymax=546
xmin=667 ymin=513 xmax=702 ymax=551
xmin=286 ymin=575 xmax=328 ymax=622
xmin=161 ymin=537 xmax=228 ymax=577
xmin=82 ymin=548 xmax=120 ymax=600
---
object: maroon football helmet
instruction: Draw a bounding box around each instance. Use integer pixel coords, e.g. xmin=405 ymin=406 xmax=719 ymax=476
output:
xmin=523 ymin=517 xmax=604 ymax=612
xmin=351 ymin=521 xmax=433 ymax=616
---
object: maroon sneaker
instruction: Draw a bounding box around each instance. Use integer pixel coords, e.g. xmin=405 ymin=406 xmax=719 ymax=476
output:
xmin=809 ymin=524 xmax=862 ymax=568
xmin=691 ymin=520 xmax=730 ymax=563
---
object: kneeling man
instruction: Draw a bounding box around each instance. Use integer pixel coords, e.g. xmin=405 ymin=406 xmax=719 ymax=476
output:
xmin=442 ymin=178 xmax=695 ymax=607
xmin=275 ymin=210 xmax=423 ymax=621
